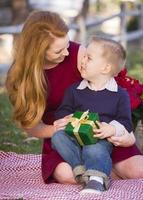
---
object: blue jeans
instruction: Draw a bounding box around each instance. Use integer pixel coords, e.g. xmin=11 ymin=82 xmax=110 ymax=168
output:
xmin=51 ymin=130 xmax=113 ymax=176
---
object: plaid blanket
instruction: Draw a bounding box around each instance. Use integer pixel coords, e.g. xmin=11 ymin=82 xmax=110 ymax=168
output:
xmin=0 ymin=151 xmax=143 ymax=200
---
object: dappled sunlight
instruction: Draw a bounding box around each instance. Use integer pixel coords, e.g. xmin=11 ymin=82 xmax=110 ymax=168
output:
xmin=101 ymin=18 xmax=121 ymax=35
xmin=0 ymin=34 xmax=13 ymax=64
xmin=0 ymin=87 xmax=6 ymax=94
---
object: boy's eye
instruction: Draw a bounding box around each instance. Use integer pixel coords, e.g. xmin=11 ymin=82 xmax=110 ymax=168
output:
xmin=87 ymin=56 xmax=92 ymax=60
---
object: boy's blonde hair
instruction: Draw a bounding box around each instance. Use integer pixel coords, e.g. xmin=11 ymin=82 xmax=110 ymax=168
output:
xmin=91 ymin=36 xmax=126 ymax=76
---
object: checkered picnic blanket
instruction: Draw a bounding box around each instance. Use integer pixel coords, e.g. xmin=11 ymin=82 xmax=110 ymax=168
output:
xmin=0 ymin=151 xmax=143 ymax=200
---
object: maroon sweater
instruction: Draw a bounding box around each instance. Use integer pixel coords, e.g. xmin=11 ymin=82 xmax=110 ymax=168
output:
xmin=41 ymin=41 xmax=141 ymax=183
xmin=42 ymin=41 xmax=81 ymax=183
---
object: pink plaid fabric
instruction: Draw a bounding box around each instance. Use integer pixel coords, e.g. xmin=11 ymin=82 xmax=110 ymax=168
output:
xmin=0 ymin=151 xmax=143 ymax=200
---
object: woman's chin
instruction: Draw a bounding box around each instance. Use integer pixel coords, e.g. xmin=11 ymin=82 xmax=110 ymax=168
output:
xmin=59 ymin=57 xmax=65 ymax=62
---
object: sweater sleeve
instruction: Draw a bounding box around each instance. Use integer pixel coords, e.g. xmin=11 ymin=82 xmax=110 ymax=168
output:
xmin=115 ymin=88 xmax=133 ymax=133
xmin=55 ymin=86 xmax=75 ymax=119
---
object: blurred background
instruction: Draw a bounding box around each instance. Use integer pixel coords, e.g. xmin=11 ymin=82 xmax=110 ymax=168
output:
xmin=0 ymin=0 xmax=143 ymax=154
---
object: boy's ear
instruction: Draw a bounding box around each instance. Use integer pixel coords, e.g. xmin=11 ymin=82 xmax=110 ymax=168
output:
xmin=101 ymin=64 xmax=112 ymax=74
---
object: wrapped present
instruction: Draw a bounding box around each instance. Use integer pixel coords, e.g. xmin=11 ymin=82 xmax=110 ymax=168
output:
xmin=65 ymin=110 xmax=99 ymax=146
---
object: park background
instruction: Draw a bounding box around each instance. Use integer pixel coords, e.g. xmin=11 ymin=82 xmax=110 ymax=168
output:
xmin=0 ymin=0 xmax=143 ymax=154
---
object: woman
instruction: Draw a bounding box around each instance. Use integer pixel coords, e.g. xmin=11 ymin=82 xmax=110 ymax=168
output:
xmin=6 ymin=10 xmax=143 ymax=185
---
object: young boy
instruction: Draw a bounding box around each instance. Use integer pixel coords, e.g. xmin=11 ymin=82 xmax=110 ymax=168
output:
xmin=51 ymin=37 xmax=133 ymax=194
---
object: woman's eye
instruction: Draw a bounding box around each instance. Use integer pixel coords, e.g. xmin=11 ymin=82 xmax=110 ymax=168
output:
xmin=55 ymin=50 xmax=62 ymax=54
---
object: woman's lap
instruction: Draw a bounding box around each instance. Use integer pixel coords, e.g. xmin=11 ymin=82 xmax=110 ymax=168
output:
xmin=53 ymin=155 xmax=143 ymax=183
xmin=112 ymin=155 xmax=143 ymax=179
xmin=112 ymin=145 xmax=142 ymax=163
xmin=43 ymin=139 xmax=143 ymax=183
xmin=112 ymin=145 xmax=143 ymax=179
xmin=53 ymin=162 xmax=76 ymax=184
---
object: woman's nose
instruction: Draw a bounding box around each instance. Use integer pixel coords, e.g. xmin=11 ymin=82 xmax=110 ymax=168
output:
xmin=63 ymin=48 xmax=69 ymax=56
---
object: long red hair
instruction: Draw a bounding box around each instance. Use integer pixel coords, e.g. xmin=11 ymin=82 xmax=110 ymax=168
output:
xmin=6 ymin=10 xmax=68 ymax=128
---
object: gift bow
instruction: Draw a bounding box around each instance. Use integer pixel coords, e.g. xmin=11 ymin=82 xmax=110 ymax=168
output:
xmin=69 ymin=110 xmax=96 ymax=146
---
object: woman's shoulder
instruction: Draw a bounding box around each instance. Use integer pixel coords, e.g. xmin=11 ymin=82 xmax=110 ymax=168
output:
xmin=69 ymin=41 xmax=80 ymax=49
xmin=69 ymin=41 xmax=85 ymax=54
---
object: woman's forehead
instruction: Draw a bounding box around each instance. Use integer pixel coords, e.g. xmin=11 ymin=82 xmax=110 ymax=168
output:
xmin=49 ymin=35 xmax=69 ymax=51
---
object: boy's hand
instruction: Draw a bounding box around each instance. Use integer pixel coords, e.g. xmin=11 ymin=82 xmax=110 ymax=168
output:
xmin=53 ymin=114 xmax=73 ymax=131
xmin=93 ymin=121 xmax=116 ymax=139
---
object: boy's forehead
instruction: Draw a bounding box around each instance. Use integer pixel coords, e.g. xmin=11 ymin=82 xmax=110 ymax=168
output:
xmin=87 ymin=42 xmax=103 ymax=54
xmin=88 ymin=41 xmax=103 ymax=49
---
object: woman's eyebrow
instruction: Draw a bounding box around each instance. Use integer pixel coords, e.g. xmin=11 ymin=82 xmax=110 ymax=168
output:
xmin=55 ymin=42 xmax=70 ymax=53
xmin=55 ymin=48 xmax=63 ymax=53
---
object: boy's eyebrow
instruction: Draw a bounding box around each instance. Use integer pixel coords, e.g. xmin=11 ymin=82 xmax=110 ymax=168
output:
xmin=87 ymin=52 xmax=94 ymax=58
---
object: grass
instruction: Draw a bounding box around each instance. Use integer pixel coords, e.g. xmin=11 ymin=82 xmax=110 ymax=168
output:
xmin=0 ymin=88 xmax=42 ymax=154
xmin=0 ymin=45 xmax=143 ymax=154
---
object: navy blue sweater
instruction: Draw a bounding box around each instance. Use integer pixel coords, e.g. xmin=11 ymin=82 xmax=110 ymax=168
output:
xmin=55 ymin=82 xmax=133 ymax=132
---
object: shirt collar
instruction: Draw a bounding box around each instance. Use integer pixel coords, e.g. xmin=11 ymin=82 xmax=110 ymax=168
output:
xmin=77 ymin=78 xmax=118 ymax=92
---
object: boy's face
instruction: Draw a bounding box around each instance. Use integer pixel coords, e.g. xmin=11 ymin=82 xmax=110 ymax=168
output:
xmin=80 ymin=42 xmax=107 ymax=81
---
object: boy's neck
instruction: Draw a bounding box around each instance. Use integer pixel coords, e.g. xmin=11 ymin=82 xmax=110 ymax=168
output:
xmin=88 ymin=76 xmax=111 ymax=90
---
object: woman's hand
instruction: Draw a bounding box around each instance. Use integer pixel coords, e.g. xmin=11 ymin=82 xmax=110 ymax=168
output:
xmin=107 ymin=131 xmax=136 ymax=147
xmin=25 ymin=114 xmax=73 ymax=138
xmin=25 ymin=121 xmax=57 ymax=138
xmin=53 ymin=114 xmax=73 ymax=131
xmin=93 ymin=121 xmax=115 ymax=139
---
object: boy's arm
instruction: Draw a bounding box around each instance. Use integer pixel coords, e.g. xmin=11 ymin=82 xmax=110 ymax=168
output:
xmin=55 ymin=87 xmax=75 ymax=119
xmin=116 ymin=89 xmax=133 ymax=132
xmin=110 ymin=88 xmax=133 ymax=136
xmin=94 ymin=89 xmax=133 ymax=139
xmin=109 ymin=120 xmax=130 ymax=136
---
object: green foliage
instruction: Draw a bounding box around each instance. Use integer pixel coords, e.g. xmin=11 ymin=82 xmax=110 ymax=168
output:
xmin=127 ymin=17 xmax=138 ymax=32
xmin=127 ymin=48 xmax=143 ymax=83
xmin=132 ymin=105 xmax=143 ymax=130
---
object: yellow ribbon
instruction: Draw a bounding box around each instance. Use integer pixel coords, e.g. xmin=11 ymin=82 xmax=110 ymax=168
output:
xmin=69 ymin=110 xmax=96 ymax=146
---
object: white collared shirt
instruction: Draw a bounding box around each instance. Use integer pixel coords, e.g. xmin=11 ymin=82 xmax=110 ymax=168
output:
xmin=77 ymin=78 xmax=118 ymax=92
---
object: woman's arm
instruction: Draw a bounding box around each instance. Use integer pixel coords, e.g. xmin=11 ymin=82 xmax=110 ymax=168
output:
xmin=107 ymin=131 xmax=136 ymax=147
xmin=25 ymin=115 xmax=72 ymax=138
xmin=25 ymin=122 xmax=56 ymax=138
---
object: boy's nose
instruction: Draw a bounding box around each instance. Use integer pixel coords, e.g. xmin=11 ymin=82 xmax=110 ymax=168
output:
xmin=81 ymin=55 xmax=87 ymax=66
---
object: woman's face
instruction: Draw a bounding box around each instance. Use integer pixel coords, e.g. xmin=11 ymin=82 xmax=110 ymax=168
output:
xmin=45 ymin=35 xmax=70 ymax=65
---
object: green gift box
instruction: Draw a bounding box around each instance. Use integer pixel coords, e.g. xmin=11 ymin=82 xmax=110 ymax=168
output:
xmin=65 ymin=110 xmax=99 ymax=146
